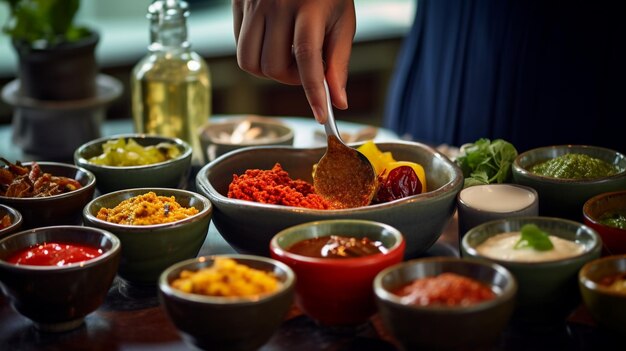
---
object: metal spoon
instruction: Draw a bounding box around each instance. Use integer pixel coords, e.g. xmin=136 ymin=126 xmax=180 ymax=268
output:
xmin=313 ymin=79 xmax=378 ymax=209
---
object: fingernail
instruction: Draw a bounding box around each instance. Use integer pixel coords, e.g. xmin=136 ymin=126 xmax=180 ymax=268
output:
xmin=313 ymin=105 xmax=326 ymax=124
xmin=340 ymin=88 xmax=348 ymax=109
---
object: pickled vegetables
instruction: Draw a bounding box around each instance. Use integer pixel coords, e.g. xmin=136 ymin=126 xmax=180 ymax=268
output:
xmin=88 ymin=138 xmax=181 ymax=166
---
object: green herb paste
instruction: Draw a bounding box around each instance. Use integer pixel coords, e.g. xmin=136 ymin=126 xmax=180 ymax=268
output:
xmin=598 ymin=210 xmax=626 ymax=230
xmin=530 ymin=153 xmax=619 ymax=179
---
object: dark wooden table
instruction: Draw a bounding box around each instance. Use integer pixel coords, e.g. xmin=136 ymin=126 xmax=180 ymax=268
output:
xmin=0 ymin=210 xmax=620 ymax=351
xmin=0 ymin=119 xmax=621 ymax=350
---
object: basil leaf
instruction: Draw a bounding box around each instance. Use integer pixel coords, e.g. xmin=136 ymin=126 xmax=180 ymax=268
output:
xmin=514 ymin=224 xmax=554 ymax=251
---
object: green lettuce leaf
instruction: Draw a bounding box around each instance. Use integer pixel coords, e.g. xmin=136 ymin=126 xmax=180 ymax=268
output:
xmin=456 ymin=138 xmax=518 ymax=188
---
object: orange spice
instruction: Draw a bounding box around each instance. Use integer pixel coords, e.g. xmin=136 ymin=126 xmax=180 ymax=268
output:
xmin=96 ymin=191 xmax=198 ymax=225
xmin=228 ymin=163 xmax=333 ymax=210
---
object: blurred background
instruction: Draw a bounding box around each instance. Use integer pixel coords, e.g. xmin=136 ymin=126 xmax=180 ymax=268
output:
xmin=0 ymin=0 xmax=415 ymax=127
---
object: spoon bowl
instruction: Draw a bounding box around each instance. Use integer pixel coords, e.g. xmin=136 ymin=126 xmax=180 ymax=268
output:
xmin=312 ymin=80 xmax=377 ymax=209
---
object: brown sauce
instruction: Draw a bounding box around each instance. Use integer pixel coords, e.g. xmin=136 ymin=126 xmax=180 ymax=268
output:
xmin=287 ymin=235 xmax=387 ymax=258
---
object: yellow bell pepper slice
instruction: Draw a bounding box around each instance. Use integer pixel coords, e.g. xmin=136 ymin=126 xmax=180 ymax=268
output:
xmin=357 ymin=141 xmax=396 ymax=175
xmin=357 ymin=141 xmax=427 ymax=193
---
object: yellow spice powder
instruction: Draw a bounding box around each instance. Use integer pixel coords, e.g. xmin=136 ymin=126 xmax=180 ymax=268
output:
xmin=96 ymin=191 xmax=199 ymax=225
xmin=171 ymin=257 xmax=280 ymax=297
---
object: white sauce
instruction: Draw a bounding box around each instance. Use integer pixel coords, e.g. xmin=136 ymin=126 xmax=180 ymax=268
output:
xmin=475 ymin=232 xmax=585 ymax=262
xmin=459 ymin=184 xmax=536 ymax=213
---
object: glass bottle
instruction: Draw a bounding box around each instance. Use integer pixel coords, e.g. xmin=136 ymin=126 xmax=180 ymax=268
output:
xmin=131 ymin=0 xmax=211 ymax=164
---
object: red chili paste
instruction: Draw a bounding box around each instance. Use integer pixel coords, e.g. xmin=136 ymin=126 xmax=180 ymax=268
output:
xmin=7 ymin=242 xmax=103 ymax=266
xmin=228 ymin=163 xmax=333 ymax=210
xmin=287 ymin=235 xmax=387 ymax=258
xmin=393 ymin=273 xmax=496 ymax=306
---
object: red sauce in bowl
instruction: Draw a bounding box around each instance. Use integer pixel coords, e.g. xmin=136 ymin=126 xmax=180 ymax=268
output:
xmin=393 ymin=273 xmax=496 ymax=306
xmin=6 ymin=242 xmax=103 ymax=266
xmin=287 ymin=235 xmax=387 ymax=258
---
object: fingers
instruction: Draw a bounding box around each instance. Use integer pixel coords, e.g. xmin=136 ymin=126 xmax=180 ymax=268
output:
xmin=260 ymin=6 xmax=299 ymax=85
xmin=324 ymin=1 xmax=355 ymax=111
xmin=233 ymin=0 xmax=356 ymax=124
xmin=235 ymin=1 xmax=266 ymax=79
xmin=232 ymin=0 xmax=243 ymax=43
xmin=294 ymin=9 xmax=327 ymax=123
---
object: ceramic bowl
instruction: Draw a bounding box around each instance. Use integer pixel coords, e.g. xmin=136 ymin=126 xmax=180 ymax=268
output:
xmin=270 ymin=219 xmax=405 ymax=326
xmin=74 ymin=133 xmax=193 ymax=194
xmin=456 ymin=183 xmax=539 ymax=242
xmin=159 ymin=254 xmax=295 ymax=351
xmin=374 ymin=257 xmax=516 ymax=350
xmin=0 ymin=204 xmax=23 ymax=239
xmin=512 ymin=145 xmax=626 ymax=220
xmin=583 ymin=191 xmax=626 ymax=255
xmin=461 ymin=216 xmax=602 ymax=325
xmin=199 ymin=116 xmax=295 ymax=162
xmin=82 ymin=188 xmax=212 ymax=286
xmin=196 ymin=141 xmax=463 ymax=258
xmin=0 ymin=225 xmax=120 ymax=332
xmin=579 ymin=254 xmax=626 ymax=334
xmin=0 ymin=161 xmax=96 ymax=229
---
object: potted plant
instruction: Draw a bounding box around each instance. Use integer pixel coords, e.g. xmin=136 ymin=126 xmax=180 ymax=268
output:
xmin=2 ymin=0 xmax=98 ymax=100
xmin=1 ymin=0 xmax=122 ymax=161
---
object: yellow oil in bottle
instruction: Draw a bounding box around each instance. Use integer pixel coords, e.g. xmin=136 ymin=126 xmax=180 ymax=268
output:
xmin=131 ymin=0 xmax=211 ymax=164
xmin=132 ymin=55 xmax=210 ymax=163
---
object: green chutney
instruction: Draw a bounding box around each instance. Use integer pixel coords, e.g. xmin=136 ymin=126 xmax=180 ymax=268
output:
xmin=598 ymin=210 xmax=626 ymax=230
xmin=530 ymin=153 xmax=619 ymax=179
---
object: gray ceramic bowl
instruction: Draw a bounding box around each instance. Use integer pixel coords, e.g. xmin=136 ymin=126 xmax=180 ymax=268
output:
xmin=0 ymin=226 xmax=120 ymax=332
xmin=0 ymin=204 xmax=23 ymax=239
xmin=461 ymin=216 xmax=602 ymax=325
xmin=199 ymin=116 xmax=295 ymax=162
xmin=74 ymin=133 xmax=193 ymax=194
xmin=579 ymin=254 xmax=626 ymax=334
xmin=374 ymin=257 xmax=516 ymax=350
xmin=196 ymin=141 xmax=463 ymax=258
xmin=0 ymin=161 xmax=96 ymax=229
xmin=159 ymin=254 xmax=295 ymax=351
xmin=512 ymin=145 xmax=626 ymax=220
xmin=82 ymin=188 xmax=212 ymax=286
xmin=456 ymin=183 xmax=539 ymax=242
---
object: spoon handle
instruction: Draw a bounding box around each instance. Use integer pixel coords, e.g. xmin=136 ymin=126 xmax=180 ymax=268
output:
xmin=322 ymin=79 xmax=344 ymax=143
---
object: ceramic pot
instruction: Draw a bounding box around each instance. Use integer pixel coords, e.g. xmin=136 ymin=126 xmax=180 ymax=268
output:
xmin=12 ymin=31 xmax=99 ymax=101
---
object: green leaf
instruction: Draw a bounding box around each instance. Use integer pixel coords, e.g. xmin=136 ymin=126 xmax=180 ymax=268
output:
xmin=514 ymin=224 xmax=554 ymax=251
xmin=456 ymin=138 xmax=518 ymax=188
xmin=2 ymin=0 xmax=87 ymax=47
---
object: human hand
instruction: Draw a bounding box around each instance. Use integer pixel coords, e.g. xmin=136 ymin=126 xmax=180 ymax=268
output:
xmin=232 ymin=0 xmax=356 ymax=124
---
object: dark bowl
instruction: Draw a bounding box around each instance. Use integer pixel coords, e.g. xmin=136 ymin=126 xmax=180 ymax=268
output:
xmin=374 ymin=257 xmax=517 ymax=350
xmin=74 ymin=133 xmax=193 ymax=194
xmin=0 ymin=226 xmax=120 ymax=332
xmin=579 ymin=254 xmax=626 ymax=334
xmin=583 ymin=190 xmax=626 ymax=255
xmin=270 ymin=219 xmax=405 ymax=326
xmin=159 ymin=254 xmax=295 ymax=351
xmin=512 ymin=145 xmax=626 ymax=220
xmin=82 ymin=188 xmax=212 ymax=286
xmin=0 ymin=204 xmax=23 ymax=239
xmin=0 ymin=162 xmax=96 ymax=229
xmin=461 ymin=216 xmax=602 ymax=325
xmin=196 ymin=141 xmax=462 ymax=258
xmin=199 ymin=116 xmax=295 ymax=162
